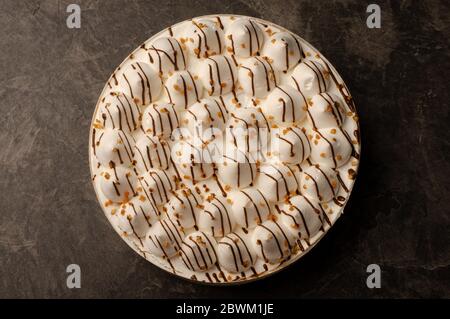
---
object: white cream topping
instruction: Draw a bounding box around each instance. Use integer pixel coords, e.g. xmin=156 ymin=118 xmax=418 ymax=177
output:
xmin=279 ymin=195 xmax=322 ymax=240
xmin=224 ymin=18 xmax=264 ymax=57
xmin=309 ymin=127 xmax=352 ymax=168
xmin=262 ymin=31 xmax=303 ymax=73
xmin=180 ymin=231 xmax=217 ymax=271
xmin=217 ymin=231 xmax=256 ymax=272
xmin=198 ymin=195 xmax=235 ymax=237
xmin=95 ymin=128 xmax=135 ymax=168
xmin=165 ymin=70 xmax=203 ymax=110
xmin=138 ymin=168 xmax=177 ymax=206
xmin=271 ymin=126 xmax=311 ymax=164
xmin=252 ymin=220 xmax=296 ymax=264
xmin=216 ymin=147 xmax=257 ymax=189
xmin=96 ymin=92 xmax=141 ymax=132
xmin=308 ymin=92 xmax=346 ymax=129
xmin=300 ymin=164 xmax=339 ymax=203
xmin=182 ymin=19 xmax=224 ymax=58
xmin=99 ymin=166 xmax=137 ymax=203
xmin=171 ymin=139 xmax=215 ymax=183
xmin=230 ymin=187 xmax=271 ymax=229
xmin=255 ymin=164 xmax=298 ymax=202
xmin=225 ymin=106 xmax=270 ymax=155
xmin=146 ymin=37 xmax=187 ymax=77
xmin=184 ymin=97 xmax=229 ymax=137
xmin=114 ymin=196 xmax=158 ymax=238
xmin=238 ymin=56 xmax=277 ymax=98
xmin=144 ymin=217 xmax=184 ymax=258
xmin=133 ymin=134 xmax=170 ymax=174
xmin=290 ymin=59 xmax=330 ymax=97
xmin=165 ymin=187 xmax=201 ymax=229
xmin=199 ymin=55 xmax=237 ymax=96
xmin=141 ymin=102 xmax=180 ymax=138
xmin=110 ymin=61 xmax=163 ymax=106
xmin=261 ymin=84 xmax=307 ymax=124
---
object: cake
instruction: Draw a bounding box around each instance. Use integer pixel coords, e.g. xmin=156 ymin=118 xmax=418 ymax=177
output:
xmin=89 ymin=14 xmax=361 ymax=284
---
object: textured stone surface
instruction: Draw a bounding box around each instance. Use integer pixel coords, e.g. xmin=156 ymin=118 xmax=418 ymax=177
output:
xmin=0 ymin=0 xmax=449 ymax=298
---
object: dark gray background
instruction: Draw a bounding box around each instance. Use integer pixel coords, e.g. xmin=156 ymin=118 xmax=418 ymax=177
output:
xmin=0 ymin=0 xmax=449 ymax=298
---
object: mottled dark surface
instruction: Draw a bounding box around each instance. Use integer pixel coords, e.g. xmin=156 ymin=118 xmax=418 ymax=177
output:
xmin=0 ymin=0 xmax=449 ymax=298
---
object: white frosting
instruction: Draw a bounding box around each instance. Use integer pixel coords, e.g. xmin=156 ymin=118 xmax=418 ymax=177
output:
xmin=262 ymin=31 xmax=303 ymax=72
xmin=224 ymin=18 xmax=264 ymax=57
xmin=198 ymin=195 xmax=235 ymax=237
xmin=279 ymin=195 xmax=322 ymax=240
xmin=255 ymin=164 xmax=298 ymax=202
xmin=230 ymin=187 xmax=271 ymax=229
xmin=216 ymin=147 xmax=257 ymax=189
xmin=114 ymin=196 xmax=159 ymax=238
xmin=165 ymin=70 xmax=203 ymax=110
xmin=180 ymin=231 xmax=217 ymax=271
xmin=238 ymin=56 xmax=277 ymax=98
xmin=141 ymin=102 xmax=180 ymax=138
xmin=182 ymin=19 xmax=224 ymax=58
xmin=252 ymin=220 xmax=296 ymax=264
xmin=225 ymin=107 xmax=270 ymax=155
xmin=133 ymin=134 xmax=170 ymax=174
xmin=146 ymin=37 xmax=187 ymax=76
xmin=300 ymin=165 xmax=339 ymax=203
xmin=165 ymin=187 xmax=201 ymax=229
xmin=95 ymin=128 xmax=135 ymax=167
xmin=171 ymin=139 xmax=214 ymax=183
xmin=291 ymin=59 xmax=330 ymax=97
xmin=144 ymin=218 xmax=184 ymax=258
xmin=138 ymin=168 xmax=176 ymax=206
xmin=271 ymin=126 xmax=310 ymax=164
xmin=96 ymin=92 xmax=141 ymax=132
xmin=217 ymin=232 xmax=256 ymax=272
xmin=308 ymin=92 xmax=346 ymax=129
xmin=99 ymin=166 xmax=138 ymax=203
xmin=111 ymin=61 xmax=163 ymax=106
xmin=261 ymin=84 xmax=307 ymax=124
xmin=199 ymin=55 xmax=237 ymax=96
xmin=309 ymin=127 xmax=352 ymax=168
xmin=184 ymin=97 xmax=229 ymax=137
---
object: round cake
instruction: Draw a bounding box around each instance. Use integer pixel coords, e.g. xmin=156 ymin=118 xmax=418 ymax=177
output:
xmin=89 ymin=14 xmax=360 ymax=284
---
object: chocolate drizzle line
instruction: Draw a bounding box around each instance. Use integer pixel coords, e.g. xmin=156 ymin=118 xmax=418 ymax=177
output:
xmin=244 ymin=25 xmax=253 ymax=56
xmin=216 ymin=16 xmax=224 ymax=29
xmin=277 ymin=86 xmax=296 ymax=122
xmin=336 ymin=171 xmax=349 ymax=193
xmin=241 ymin=65 xmax=255 ymax=96
xmin=207 ymin=57 xmax=223 ymax=95
xmin=315 ymin=129 xmax=338 ymax=168
xmin=255 ymin=56 xmax=271 ymax=92
xmin=213 ymin=173 xmax=227 ymax=197
xmin=192 ymin=21 xmax=209 ymax=58
xmin=241 ymin=190 xmax=264 ymax=227
xmin=318 ymin=203 xmax=332 ymax=226
xmin=249 ymin=20 xmax=261 ymax=54
xmin=220 ymin=242 xmax=239 ymax=272
xmin=304 ymin=171 xmax=322 ymax=201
